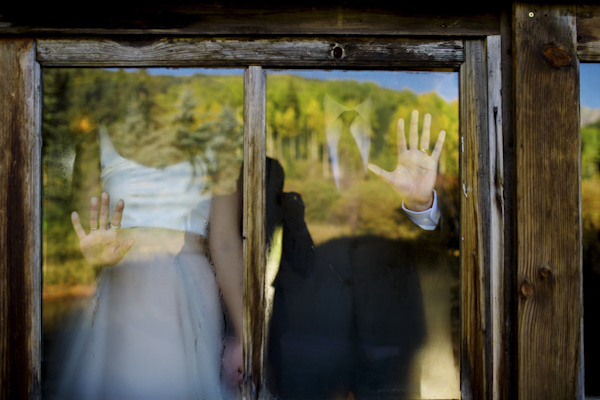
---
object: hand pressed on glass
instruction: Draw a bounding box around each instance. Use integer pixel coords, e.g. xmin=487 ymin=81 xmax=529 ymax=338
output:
xmin=71 ymin=191 xmax=135 ymax=266
xmin=367 ymin=109 xmax=446 ymax=212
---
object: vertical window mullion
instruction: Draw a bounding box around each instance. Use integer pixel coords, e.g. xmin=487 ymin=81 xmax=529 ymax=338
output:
xmin=460 ymin=39 xmax=494 ymax=399
xmin=242 ymin=65 xmax=268 ymax=399
xmin=0 ymin=38 xmax=42 ymax=399
xmin=0 ymin=38 xmax=42 ymax=400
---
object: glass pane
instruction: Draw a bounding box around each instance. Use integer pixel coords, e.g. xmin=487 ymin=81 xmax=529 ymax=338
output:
xmin=581 ymin=63 xmax=600 ymax=399
xmin=264 ymin=70 xmax=460 ymax=399
xmin=42 ymin=68 xmax=245 ymax=400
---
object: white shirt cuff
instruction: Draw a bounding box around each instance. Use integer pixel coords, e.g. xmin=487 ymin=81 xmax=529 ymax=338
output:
xmin=402 ymin=190 xmax=440 ymax=231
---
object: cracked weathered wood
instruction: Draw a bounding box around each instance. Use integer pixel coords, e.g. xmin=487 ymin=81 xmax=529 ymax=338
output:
xmin=514 ymin=4 xmax=582 ymax=400
xmin=243 ymin=66 xmax=267 ymax=400
xmin=0 ymin=38 xmax=42 ymax=400
xmin=36 ymin=37 xmax=464 ymax=69
xmin=486 ymin=35 xmax=506 ymax=400
xmin=576 ymin=5 xmax=600 ymax=61
xmin=460 ymin=38 xmax=493 ymax=400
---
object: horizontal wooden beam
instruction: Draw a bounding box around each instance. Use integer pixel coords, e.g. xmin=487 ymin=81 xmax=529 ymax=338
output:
xmin=36 ymin=37 xmax=464 ymax=68
xmin=577 ymin=5 xmax=600 ymax=62
xmin=1 ymin=3 xmax=501 ymax=37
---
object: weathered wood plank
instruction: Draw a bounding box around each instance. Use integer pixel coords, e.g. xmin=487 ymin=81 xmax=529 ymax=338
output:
xmin=242 ymin=66 xmax=267 ymax=400
xmin=460 ymin=38 xmax=492 ymax=400
xmin=486 ymin=35 xmax=505 ymax=400
xmin=499 ymin=8 xmax=516 ymax=400
xmin=576 ymin=5 xmax=600 ymax=62
xmin=36 ymin=37 xmax=464 ymax=68
xmin=0 ymin=3 xmax=501 ymax=37
xmin=514 ymin=4 xmax=582 ymax=400
xmin=0 ymin=38 xmax=42 ymax=400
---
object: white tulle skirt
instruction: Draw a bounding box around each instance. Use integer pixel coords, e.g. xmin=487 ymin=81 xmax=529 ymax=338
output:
xmin=53 ymin=234 xmax=226 ymax=400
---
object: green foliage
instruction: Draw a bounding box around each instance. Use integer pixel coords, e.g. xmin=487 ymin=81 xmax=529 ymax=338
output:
xmin=583 ymin=178 xmax=600 ymax=276
xmin=43 ymin=68 xmax=461 ymax=288
xmin=283 ymin=173 xmax=340 ymax=222
xmin=264 ymin=73 xmax=460 ymax=244
xmin=582 ymin=122 xmax=600 ymax=179
xmin=43 ymin=68 xmax=244 ymax=289
xmin=266 ymin=74 xmax=459 ymax=177
xmin=580 ymin=120 xmax=600 ymax=277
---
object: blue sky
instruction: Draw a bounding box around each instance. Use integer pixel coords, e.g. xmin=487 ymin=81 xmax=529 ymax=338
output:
xmin=581 ymin=64 xmax=600 ymax=108
xmin=140 ymin=68 xmax=459 ymax=103
xmin=268 ymin=70 xmax=458 ymax=102
xmin=122 ymin=65 xmax=600 ymax=108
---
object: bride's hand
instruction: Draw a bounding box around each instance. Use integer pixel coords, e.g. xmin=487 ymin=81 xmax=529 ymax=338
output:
xmin=71 ymin=192 xmax=135 ymax=266
xmin=367 ymin=110 xmax=446 ymax=211
xmin=222 ymin=337 xmax=243 ymax=391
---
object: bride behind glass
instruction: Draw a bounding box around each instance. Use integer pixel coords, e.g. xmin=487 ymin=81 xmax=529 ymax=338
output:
xmin=46 ymin=78 xmax=244 ymax=400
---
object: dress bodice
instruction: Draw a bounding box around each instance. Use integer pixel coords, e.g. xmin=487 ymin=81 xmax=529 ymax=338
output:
xmin=98 ymin=126 xmax=211 ymax=235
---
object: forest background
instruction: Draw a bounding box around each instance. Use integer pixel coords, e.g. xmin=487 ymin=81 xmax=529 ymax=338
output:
xmin=42 ymin=68 xmax=461 ymax=294
xmin=41 ymin=68 xmax=600 ymax=300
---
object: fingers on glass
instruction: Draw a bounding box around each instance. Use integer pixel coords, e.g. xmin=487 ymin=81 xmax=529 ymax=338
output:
xmin=89 ymin=196 xmax=99 ymax=230
xmin=420 ymin=113 xmax=432 ymax=151
xmin=99 ymin=192 xmax=110 ymax=229
xmin=82 ymin=193 xmax=125 ymax=233
xmin=431 ymin=130 xmax=446 ymax=162
xmin=71 ymin=211 xmax=86 ymax=240
xmin=399 ymin=109 xmax=444 ymax=159
xmin=408 ymin=109 xmax=419 ymax=150
xmin=110 ymin=199 xmax=125 ymax=229
xmin=397 ymin=118 xmax=407 ymax=156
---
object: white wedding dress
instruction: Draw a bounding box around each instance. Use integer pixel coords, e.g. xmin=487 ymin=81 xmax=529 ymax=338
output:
xmin=53 ymin=127 xmax=227 ymax=400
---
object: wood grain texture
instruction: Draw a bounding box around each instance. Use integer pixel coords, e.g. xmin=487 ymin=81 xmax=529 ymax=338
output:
xmin=36 ymin=37 xmax=464 ymax=68
xmin=0 ymin=3 xmax=501 ymax=37
xmin=460 ymin=38 xmax=492 ymax=400
xmin=513 ymin=4 xmax=582 ymax=400
xmin=500 ymin=8 xmax=517 ymax=400
xmin=486 ymin=35 xmax=506 ymax=400
xmin=242 ymin=66 xmax=267 ymax=400
xmin=576 ymin=5 xmax=600 ymax=62
xmin=460 ymin=40 xmax=491 ymax=399
xmin=0 ymin=38 xmax=42 ymax=400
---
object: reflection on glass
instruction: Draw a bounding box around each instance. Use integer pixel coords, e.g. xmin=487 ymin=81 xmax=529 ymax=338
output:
xmin=42 ymin=68 xmax=244 ymax=399
xmin=264 ymin=70 xmax=460 ymax=399
xmin=581 ymin=63 xmax=600 ymax=398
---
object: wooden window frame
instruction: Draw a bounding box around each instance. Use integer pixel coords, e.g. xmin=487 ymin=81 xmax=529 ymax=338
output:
xmin=1 ymin=34 xmax=504 ymax=399
xmin=577 ymin=5 xmax=600 ymax=400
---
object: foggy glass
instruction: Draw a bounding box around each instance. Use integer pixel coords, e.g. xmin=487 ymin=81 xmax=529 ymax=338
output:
xmin=41 ymin=68 xmax=244 ymax=399
xmin=581 ymin=63 xmax=600 ymax=399
xmin=263 ymin=70 xmax=460 ymax=399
